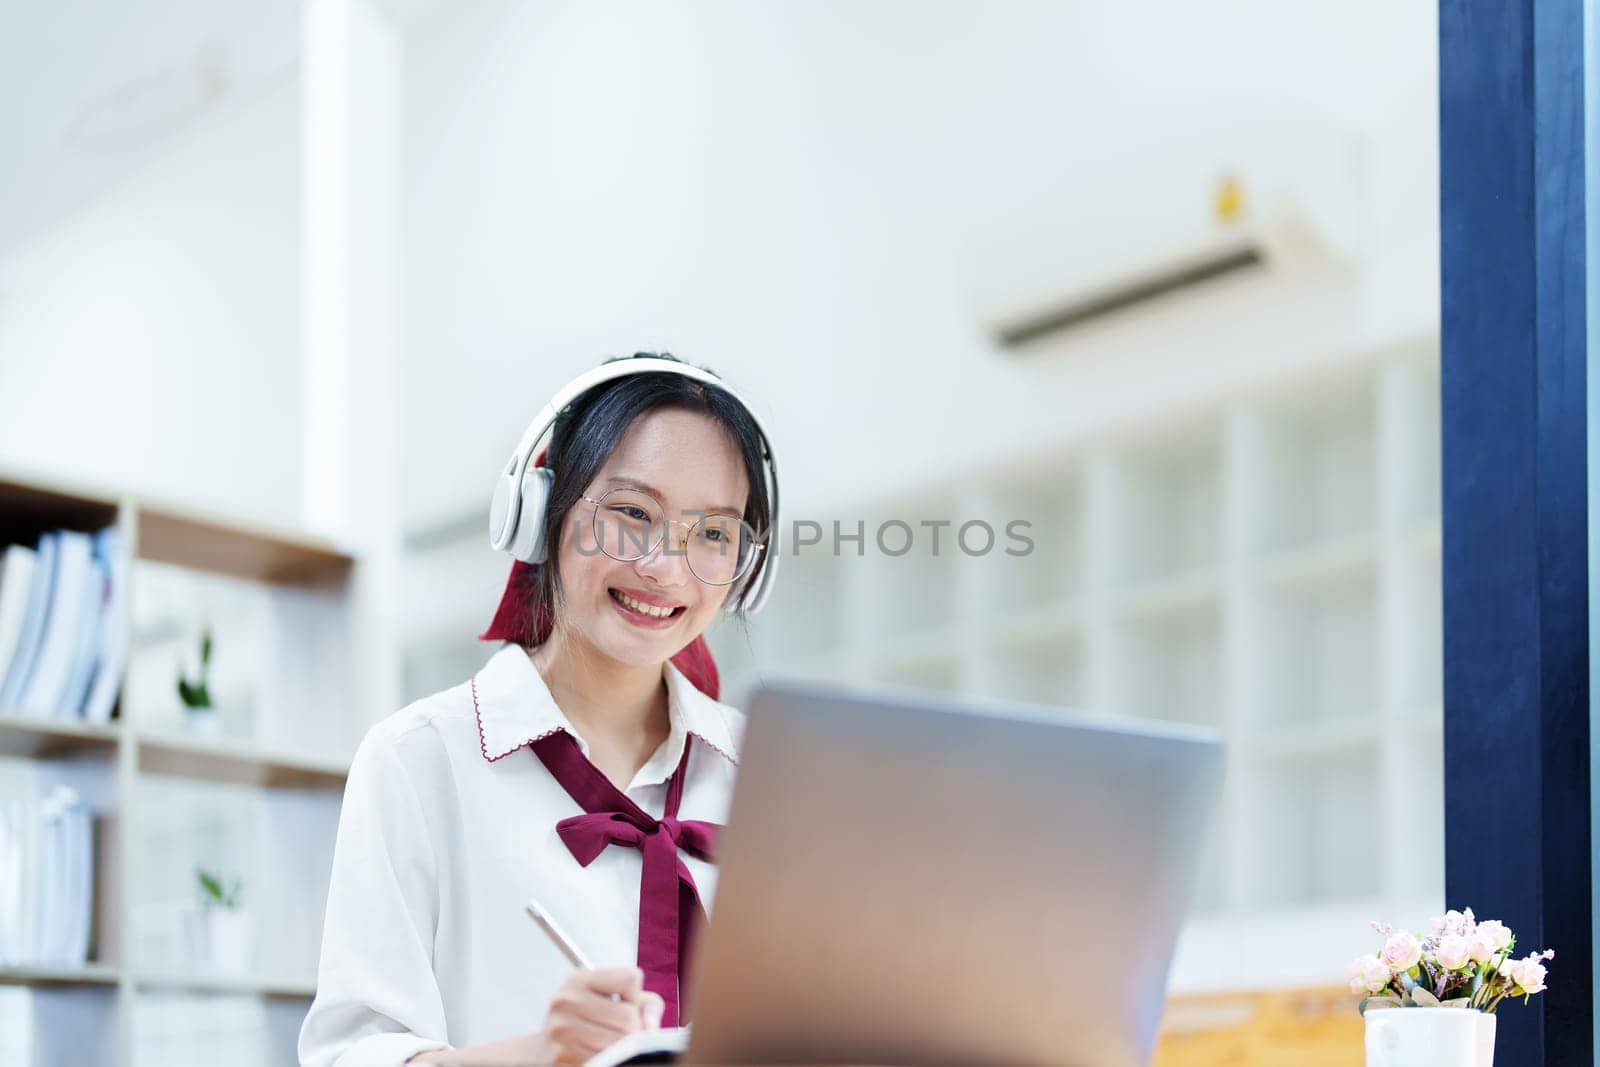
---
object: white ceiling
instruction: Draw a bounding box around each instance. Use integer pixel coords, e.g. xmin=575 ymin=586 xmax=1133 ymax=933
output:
xmin=0 ymin=0 xmax=300 ymax=256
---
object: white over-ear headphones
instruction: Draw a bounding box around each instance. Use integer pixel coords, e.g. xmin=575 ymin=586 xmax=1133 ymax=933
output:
xmin=488 ymin=357 xmax=781 ymax=615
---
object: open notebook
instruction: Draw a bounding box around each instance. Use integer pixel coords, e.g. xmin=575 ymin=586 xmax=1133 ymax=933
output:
xmin=583 ymin=1025 xmax=690 ymax=1067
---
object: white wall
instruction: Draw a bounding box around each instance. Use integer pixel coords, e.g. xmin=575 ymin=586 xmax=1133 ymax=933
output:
xmin=0 ymin=74 xmax=302 ymax=527
xmin=0 ymin=0 xmax=1441 ymax=689
xmin=398 ymin=0 xmax=1439 ymax=532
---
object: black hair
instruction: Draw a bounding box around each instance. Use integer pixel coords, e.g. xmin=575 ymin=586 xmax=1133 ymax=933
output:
xmin=535 ymin=352 xmax=773 ymax=632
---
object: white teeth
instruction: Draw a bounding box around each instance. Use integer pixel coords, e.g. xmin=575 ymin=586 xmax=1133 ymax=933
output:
xmin=612 ymin=590 xmax=677 ymax=619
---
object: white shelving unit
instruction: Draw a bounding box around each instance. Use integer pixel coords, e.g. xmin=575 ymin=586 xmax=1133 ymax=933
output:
xmin=0 ymin=467 xmax=365 ymax=1067
xmin=712 ymin=339 xmax=1444 ymax=993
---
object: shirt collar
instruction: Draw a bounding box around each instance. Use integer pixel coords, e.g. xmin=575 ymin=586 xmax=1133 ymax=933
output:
xmin=471 ymin=642 xmax=740 ymax=782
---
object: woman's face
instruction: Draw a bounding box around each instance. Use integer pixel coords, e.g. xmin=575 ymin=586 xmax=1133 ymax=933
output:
xmin=553 ymin=407 xmax=751 ymax=667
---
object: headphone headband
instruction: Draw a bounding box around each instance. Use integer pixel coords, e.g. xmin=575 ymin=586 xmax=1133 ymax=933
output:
xmin=488 ymin=357 xmax=781 ymax=614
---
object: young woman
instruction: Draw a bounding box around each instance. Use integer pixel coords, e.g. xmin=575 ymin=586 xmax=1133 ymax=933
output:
xmin=299 ymin=354 xmax=779 ymax=1067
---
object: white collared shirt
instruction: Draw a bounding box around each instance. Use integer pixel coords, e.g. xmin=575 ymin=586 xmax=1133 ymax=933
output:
xmin=298 ymin=641 xmax=745 ymax=1067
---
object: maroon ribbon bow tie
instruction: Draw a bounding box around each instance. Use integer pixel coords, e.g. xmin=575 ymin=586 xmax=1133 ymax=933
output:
xmin=555 ymin=811 xmax=720 ymax=867
xmin=532 ymin=731 xmax=721 ymax=1026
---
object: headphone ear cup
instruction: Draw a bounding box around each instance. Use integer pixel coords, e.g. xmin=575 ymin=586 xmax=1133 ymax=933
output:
xmin=488 ymin=471 xmax=520 ymax=552
xmin=507 ymin=466 xmax=555 ymax=563
xmin=730 ymin=531 xmax=778 ymax=615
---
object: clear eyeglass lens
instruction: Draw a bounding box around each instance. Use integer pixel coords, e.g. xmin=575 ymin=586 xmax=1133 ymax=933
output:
xmin=687 ymin=514 xmax=753 ymax=586
xmin=590 ymin=488 xmax=758 ymax=586
xmin=592 ymin=488 xmax=661 ymax=560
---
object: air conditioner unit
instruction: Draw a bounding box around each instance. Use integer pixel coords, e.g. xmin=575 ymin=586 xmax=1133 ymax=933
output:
xmin=964 ymin=117 xmax=1368 ymax=350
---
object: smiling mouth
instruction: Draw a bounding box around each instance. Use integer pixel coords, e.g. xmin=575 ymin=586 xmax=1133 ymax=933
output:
xmin=609 ymin=588 xmax=686 ymax=619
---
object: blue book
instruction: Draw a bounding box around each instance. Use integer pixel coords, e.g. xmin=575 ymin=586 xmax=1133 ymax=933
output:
xmin=0 ymin=533 xmax=59 ymax=712
xmin=19 ymin=531 xmax=95 ymax=716
xmin=81 ymin=527 xmax=129 ymax=724
xmin=59 ymin=529 xmax=120 ymax=717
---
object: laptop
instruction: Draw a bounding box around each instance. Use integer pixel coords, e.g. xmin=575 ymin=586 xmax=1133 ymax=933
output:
xmin=592 ymin=678 xmax=1224 ymax=1067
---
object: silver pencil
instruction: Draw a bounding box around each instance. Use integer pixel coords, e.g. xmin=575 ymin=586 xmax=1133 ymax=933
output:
xmin=526 ymin=898 xmax=594 ymax=971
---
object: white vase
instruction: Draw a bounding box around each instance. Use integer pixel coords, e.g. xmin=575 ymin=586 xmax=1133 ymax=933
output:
xmin=208 ymin=909 xmax=254 ymax=974
xmin=181 ymin=904 xmax=211 ymax=966
xmin=1364 ymin=1007 xmax=1496 ymax=1067
xmin=182 ymin=905 xmax=253 ymax=973
xmin=184 ymin=707 xmax=223 ymax=738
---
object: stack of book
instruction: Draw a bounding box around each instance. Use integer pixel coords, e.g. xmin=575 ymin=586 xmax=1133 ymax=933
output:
xmin=0 ymin=786 xmax=95 ymax=967
xmin=0 ymin=527 xmax=127 ymax=721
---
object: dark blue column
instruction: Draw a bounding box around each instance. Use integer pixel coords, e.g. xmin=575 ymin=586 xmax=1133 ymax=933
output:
xmin=1440 ymin=0 xmax=1590 ymax=1062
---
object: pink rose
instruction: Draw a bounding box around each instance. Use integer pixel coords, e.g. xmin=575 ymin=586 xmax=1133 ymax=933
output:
xmin=1382 ymin=931 xmax=1422 ymax=972
xmin=1475 ymin=920 xmax=1513 ymax=952
xmin=1507 ymin=956 xmax=1548 ymax=995
xmin=1435 ymin=935 xmax=1472 ymax=971
xmin=1430 ymin=909 xmax=1475 ymax=938
xmin=1348 ymin=953 xmax=1391 ymax=995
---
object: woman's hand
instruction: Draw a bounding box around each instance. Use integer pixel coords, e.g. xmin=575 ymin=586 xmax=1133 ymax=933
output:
xmin=404 ymin=967 xmax=664 ymax=1066
xmin=541 ymin=966 xmax=665 ymax=1066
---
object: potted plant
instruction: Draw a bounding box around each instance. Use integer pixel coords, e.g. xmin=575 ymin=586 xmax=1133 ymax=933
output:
xmin=1353 ymin=908 xmax=1554 ymax=1067
xmin=177 ymin=627 xmax=220 ymax=736
xmin=184 ymin=868 xmax=252 ymax=974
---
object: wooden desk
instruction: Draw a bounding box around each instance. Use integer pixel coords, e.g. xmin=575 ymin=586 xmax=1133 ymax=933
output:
xmin=650 ymin=986 xmax=1363 ymax=1066
xmin=1153 ymin=985 xmax=1362 ymax=1066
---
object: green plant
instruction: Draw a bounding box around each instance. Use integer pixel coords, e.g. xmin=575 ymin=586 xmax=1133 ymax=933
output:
xmin=197 ymin=868 xmax=242 ymax=910
xmin=177 ymin=627 xmax=214 ymax=710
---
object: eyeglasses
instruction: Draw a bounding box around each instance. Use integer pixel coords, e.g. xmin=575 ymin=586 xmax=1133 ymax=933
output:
xmin=580 ymin=487 xmax=765 ymax=586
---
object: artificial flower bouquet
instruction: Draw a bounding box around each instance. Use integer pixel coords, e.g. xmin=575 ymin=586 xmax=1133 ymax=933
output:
xmin=1350 ymin=909 xmax=1554 ymax=1013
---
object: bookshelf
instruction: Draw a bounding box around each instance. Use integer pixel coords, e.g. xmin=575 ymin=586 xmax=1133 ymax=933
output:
xmin=0 ymin=465 xmax=363 ymax=1066
xmin=711 ymin=338 xmax=1445 ymax=994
